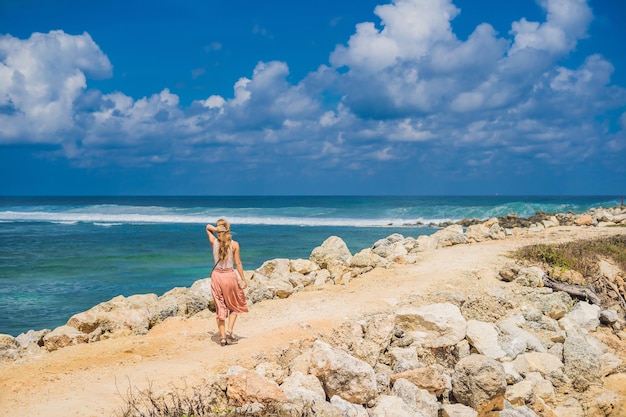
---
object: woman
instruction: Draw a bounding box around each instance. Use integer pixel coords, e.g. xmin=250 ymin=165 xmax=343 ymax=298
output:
xmin=206 ymin=218 xmax=248 ymax=346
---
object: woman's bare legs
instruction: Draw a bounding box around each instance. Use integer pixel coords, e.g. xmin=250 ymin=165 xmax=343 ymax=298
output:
xmin=227 ymin=314 xmax=238 ymax=340
xmin=216 ymin=317 xmax=227 ymax=345
xmin=216 ymin=313 xmax=238 ymax=344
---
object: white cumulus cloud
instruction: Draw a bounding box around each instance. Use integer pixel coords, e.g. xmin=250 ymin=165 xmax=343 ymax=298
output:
xmin=0 ymin=30 xmax=112 ymax=143
xmin=509 ymin=0 xmax=592 ymax=55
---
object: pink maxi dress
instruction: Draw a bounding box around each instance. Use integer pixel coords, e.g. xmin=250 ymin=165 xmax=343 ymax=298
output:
xmin=210 ymin=241 xmax=249 ymax=321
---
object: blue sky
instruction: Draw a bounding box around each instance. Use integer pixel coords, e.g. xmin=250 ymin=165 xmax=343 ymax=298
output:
xmin=1 ymin=0 xmax=625 ymax=195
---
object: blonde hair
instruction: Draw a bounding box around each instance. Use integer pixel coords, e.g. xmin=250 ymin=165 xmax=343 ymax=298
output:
xmin=216 ymin=218 xmax=232 ymax=262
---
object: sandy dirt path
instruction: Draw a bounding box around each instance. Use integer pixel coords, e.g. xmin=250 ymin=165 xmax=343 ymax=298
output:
xmin=1 ymin=226 xmax=624 ymax=416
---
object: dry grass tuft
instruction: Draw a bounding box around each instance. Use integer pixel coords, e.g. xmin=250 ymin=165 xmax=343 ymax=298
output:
xmin=513 ymin=235 xmax=626 ymax=279
xmin=116 ymin=380 xmax=297 ymax=417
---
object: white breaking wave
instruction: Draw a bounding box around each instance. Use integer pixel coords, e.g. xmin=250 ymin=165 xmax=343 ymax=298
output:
xmin=0 ymin=210 xmax=433 ymax=228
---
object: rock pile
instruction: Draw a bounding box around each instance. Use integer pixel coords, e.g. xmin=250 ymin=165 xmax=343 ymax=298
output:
xmin=133 ymin=270 xmax=625 ymax=417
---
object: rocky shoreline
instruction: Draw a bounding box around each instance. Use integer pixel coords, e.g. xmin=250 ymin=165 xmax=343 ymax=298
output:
xmin=421 ymin=206 xmax=625 ymax=229
xmin=1 ymin=205 xmax=625 ymax=358
xmin=1 ymin=205 xmax=625 ymax=417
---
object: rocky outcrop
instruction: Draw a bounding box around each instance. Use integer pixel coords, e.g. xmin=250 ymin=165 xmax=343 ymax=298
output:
xmin=42 ymin=282 xmax=215 ymax=351
xmin=1 ymin=279 xmax=218 ymax=354
xmin=492 ymin=206 xmax=626 ymax=229
xmin=147 ymin=279 xmax=624 ymax=417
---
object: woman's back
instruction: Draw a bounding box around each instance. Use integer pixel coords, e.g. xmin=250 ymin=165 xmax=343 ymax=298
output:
xmin=212 ymin=240 xmax=235 ymax=269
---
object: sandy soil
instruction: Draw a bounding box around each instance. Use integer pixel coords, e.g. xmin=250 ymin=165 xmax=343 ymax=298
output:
xmin=1 ymin=226 xmax=625 ymax=416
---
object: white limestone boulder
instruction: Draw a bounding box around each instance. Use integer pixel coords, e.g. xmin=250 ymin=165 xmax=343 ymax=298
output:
xmin=395 ymin=303 xmax=467 ymax=348
xmin=466 ymin=320 xmax=507 ymax=359
xmin=309 ymin=236 xmax=352 ymax=269
xmin=308 ymin=340 xmax=377 ymax=405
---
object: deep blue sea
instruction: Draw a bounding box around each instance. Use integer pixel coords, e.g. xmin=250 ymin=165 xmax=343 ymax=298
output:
xmin=0 ymin=195 xmax=621 ymax=336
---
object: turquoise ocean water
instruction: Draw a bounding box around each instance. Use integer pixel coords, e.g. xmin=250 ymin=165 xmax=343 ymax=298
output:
xmin=0 ymin=195 xmax=621 ymax=336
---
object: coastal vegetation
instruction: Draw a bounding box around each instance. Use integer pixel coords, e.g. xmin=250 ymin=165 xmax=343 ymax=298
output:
xmin=514 ymin=235 xmax=626 ymax=278
xmin=513 ymin=235 xmax=626 ymax=312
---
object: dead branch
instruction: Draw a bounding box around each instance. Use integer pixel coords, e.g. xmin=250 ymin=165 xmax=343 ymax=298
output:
xmin=542 ymin=274 xmax=602 ymax=306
